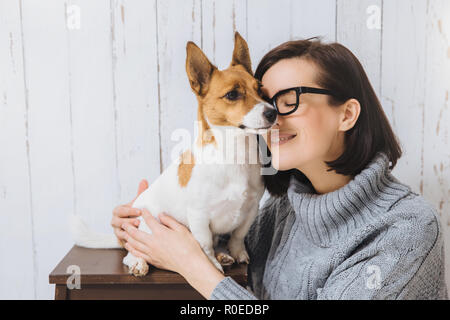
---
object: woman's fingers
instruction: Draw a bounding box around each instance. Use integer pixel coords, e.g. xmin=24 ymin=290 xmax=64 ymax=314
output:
xmin=124 ymin=242 xmax=152 ymax=264
xmin=114 ymin=228 xmax=127 ymax=241
xmin=111 ymin=216 xmax=140 ymax=229
xmin=122 ymin=223 xmax=153 ymax=244
xmin=111 ymin=179 xmax=148 ymax=243
xmin=123 ymin=227 xmax=151 ymax=254
xmin=158 ymin=213 xmax=185 ymax=232
xmin=141 ymin=209 xmax=165 ymax=234
xmin=113 ymin=205 xmax=142 ymax=218
xmin=137 ymin=179 xmax=149 ymax=195
xmin=128 ymin=179 xmax=149 ymax=206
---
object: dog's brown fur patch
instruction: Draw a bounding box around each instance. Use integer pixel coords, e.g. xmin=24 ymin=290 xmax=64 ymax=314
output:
xmin=194 ymin=65 xmax=262 ymax=149
xmin=201 ymin=65 xmax=261 ymax=125
xmin=177 ymin=149 xmax=195 ymax=187
xmin=196 ymin=105 xmax=217 ymax=148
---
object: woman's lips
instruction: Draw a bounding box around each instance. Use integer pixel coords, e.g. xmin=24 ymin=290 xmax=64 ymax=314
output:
xmin=270 ymin=131 xmax=297 ymax=146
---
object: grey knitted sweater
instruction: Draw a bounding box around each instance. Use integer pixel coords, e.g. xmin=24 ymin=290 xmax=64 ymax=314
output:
xmin=210 ymin=152 xmax=448 ymax=300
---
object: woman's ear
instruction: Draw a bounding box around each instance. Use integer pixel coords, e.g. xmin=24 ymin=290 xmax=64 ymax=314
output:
xmin=338 ymin=98 xmax=361 ymax=132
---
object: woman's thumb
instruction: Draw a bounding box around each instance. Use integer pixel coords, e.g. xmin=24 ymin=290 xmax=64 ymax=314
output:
xmin=137 ymin=179 xmax=149 ymax=195
xmin=130 ymin=179 xmax=149 ymax=204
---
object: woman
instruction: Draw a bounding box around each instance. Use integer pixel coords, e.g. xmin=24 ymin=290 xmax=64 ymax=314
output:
xmin=112 ymin=38 xmax=447 ymax=299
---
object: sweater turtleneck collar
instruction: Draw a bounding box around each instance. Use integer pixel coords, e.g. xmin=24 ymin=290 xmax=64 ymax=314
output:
xmin=286 ymin=152 xmax=411 ymax=247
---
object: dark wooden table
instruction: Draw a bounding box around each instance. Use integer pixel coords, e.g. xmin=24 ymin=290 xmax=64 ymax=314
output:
xmin=49 ymin=245 xmax=247 ymax=300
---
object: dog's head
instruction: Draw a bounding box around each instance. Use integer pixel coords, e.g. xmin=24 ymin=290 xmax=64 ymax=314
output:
xmin=186 ymin=32 xmax=276 ymax=134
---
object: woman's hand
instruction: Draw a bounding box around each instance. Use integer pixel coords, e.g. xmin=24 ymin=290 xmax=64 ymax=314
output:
xmin=122 ymin=210 xmax=225 ymax=299
xmin=121 ymin=210 xmax=207 ymax=275
xmin=111 ymin=179 xmax=148 ymax=244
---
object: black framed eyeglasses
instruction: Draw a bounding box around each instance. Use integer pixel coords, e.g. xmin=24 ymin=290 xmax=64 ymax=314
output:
xmin=265 ymin=86 xmax=334 ymax=115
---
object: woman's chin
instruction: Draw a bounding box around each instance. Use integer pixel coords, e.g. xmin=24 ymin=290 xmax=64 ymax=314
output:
xmin=271 ymin=159 xmax=289 ymax=171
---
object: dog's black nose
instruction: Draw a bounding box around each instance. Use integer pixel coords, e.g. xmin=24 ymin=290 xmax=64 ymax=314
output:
xmin=263 ymin=108 xmax=277 ymax=123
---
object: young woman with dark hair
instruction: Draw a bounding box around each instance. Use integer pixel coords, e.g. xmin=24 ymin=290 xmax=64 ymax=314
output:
xmin=116 ymin=38 xmax=447 ymax=300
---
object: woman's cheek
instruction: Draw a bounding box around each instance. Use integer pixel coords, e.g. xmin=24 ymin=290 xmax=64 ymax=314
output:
xmin=275 ymin=125 xmax=308 ymax=170
xmin=296 ymin=117 xmax=324 ymax=161
xmin=322 ymin=112 xmax=344 ymax=157
xmin=307 ymin=109 xmax=337 ymax=155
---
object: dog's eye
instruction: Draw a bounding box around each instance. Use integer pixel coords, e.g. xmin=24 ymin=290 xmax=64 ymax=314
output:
xmin=224 ymin=89 xmax=241 ymax=101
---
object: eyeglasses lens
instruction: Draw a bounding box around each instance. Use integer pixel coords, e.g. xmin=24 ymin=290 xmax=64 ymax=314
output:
xmin=275 ymin=89 xmax=298 ymax=114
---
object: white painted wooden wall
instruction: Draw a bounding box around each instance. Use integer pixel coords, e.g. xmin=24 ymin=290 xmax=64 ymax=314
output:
xmin=1 ymin=0 xmax=449 ymax=299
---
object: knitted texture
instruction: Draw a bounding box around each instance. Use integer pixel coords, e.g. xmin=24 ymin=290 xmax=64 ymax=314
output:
xmin=209 ymin=152 xmax=448 ymax=300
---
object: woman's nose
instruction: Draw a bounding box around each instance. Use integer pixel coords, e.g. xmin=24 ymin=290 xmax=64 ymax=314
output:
xmin=273 ymin=114 xmax=285 ymax=129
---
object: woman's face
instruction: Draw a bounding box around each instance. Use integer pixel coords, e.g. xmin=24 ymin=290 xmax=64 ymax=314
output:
xmin=261 ymin=58 xmax=346 ymax=172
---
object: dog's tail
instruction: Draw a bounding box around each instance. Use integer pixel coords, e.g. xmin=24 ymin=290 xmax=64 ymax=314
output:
xmin=69 ymin=214 xmax=122 ymax=249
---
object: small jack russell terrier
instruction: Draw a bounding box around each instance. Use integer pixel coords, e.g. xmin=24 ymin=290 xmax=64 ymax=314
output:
xmin=71 ymin=32 xmax=277 ymax=276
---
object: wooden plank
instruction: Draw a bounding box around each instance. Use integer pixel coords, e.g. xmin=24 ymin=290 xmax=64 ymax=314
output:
xmin=20 ymin=0 xmax=75 ymax=299
xmin=290 ymin=0 xmax=337 ymax=43
xmin=337 ymin=0 xmax=382 ymax=96
xmin=247 ymin=0 xmax=336 ymax=74
xmin=49 ymin=246 xmax=247 ymax=285
xmin=0 ymin=0 xmax=35 ymax=299
xmin=54 ymin=285 xmax=68 ymax=300
xmin=66 ymin=0 xmax=118 ymax=235
xmin=201 ymin=0 xmax=247 ymax=70
xmin=381 ymin=0 xmax=428 ymax=196
xmin=110 ymin=0 xmax=161 ymax=205
xmin=157 ymin=0 xmax=202 ymax=171
xmin=423 ymin=0 xmax=450 ymax=222
xmin=246 ymin=0 xmax=293 ymax=68
xmin=422 ymin=0 xmax=450 ymax=289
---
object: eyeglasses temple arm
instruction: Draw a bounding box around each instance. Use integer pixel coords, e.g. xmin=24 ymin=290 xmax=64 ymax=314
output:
xmin=300 ymin=87 xmax=333 ymax=95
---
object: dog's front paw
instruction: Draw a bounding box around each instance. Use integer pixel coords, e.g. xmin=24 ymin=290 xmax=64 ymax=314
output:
xmin=232 ymin=249 xmax=249 ymax=264
xmin=216 ymin=252 xmax=235 ymax=266
xmin=123 ymin=254 xmax=149 ymax=277
xmin=228 ymin=240 xmax=250 ymax=264
xmin=129 ymin=258 xmax=149 ymax=277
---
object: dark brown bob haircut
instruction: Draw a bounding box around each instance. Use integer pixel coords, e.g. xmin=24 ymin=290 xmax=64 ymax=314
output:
xmin=256 ymin=37 xmax=402 ymax=197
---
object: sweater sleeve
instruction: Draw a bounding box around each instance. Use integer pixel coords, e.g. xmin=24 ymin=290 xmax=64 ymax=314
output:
xmin=209 ymin=276 xmax=258 ymax=300
xmin=316 ymin=211 xmax=445 ymax=300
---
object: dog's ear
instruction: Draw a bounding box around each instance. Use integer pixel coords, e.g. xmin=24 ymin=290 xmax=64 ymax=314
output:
xmin=186 ymin=42 xmax=216 ymax=96
xmin=230 ymin=32 xmax=252 ymax=75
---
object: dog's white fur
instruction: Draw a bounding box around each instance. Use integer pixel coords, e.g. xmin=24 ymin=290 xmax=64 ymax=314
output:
xmin=71 ymin=33 xmax=275 ymax=276
xmin=71 ymin=115 xmax=270 ymax=275
xmin=128 ymin=121 xmax=267 ymax=274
